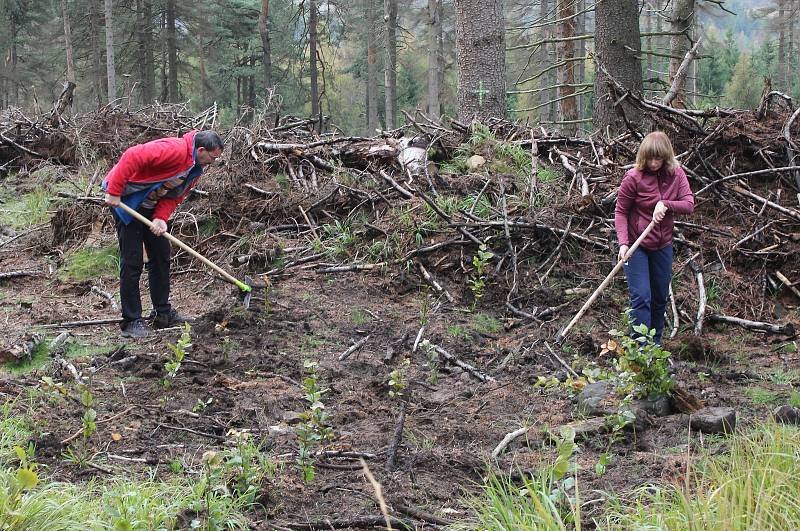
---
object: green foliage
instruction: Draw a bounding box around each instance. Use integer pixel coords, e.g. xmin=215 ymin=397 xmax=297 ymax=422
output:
xmin=350 ymin=309 xmax=369 ymax=326
xmin=0 ymin=188 xmax=51 ymax=229
xmin=58 ymin=246 xmax=120 ymax=282
xmin=471 ymin=313 xmax=503 ymax=335
xmin=603 ymin=423 xmax=800 ymax=530
xmin=723 ymin=53 xmax=762 ymax=109
xmin=456 ymin=428 xmax=580 ymax=530
xmin=164 ymin=323 xmax=192 ymax=379
xmin=468 ymin=244 xmax=494 ymax=304
xmin=604 ymin=317 xmax=675 ymax=400
xmin=296 ymin=360 xmax=333 ymax=483
xmin=388 ymin=358 xmax=410 ymax=399
xmin=745 ymin=387 xmax=779 ymax=405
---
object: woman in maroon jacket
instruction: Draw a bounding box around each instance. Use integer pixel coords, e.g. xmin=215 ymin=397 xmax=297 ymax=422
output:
xmin=615 ymin=131 xmax=694 ymax=345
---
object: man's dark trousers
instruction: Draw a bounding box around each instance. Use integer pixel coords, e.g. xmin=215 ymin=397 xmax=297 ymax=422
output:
xmin=623 ymin=244 xmax=673 ymax=345
xmin=114 ymin=208 xmax=171 ymax=324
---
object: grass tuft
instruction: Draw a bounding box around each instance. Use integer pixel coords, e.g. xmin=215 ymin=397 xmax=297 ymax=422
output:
xmin=58 ymin=245 xmax=120 ymax=281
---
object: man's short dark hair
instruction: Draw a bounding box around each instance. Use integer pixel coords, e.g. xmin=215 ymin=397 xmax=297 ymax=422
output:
xmin=195 ymin=130 xmax=224 ymax=151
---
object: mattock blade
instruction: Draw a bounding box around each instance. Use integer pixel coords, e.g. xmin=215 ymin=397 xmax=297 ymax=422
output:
xmin=242 ymin=275 xmax=254 ymax=309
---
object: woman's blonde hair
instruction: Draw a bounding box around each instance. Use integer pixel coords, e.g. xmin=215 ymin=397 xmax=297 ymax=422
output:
xmin=635 ymin=131 xmax=678 ymax=172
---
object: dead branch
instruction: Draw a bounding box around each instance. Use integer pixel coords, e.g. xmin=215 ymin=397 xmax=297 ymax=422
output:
xmin=707 ymin=314 xmax=795 ymax=336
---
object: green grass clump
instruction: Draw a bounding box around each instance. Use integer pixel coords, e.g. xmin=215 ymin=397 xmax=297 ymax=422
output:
xmin=0 ymin=189 xmax=52 ymax=229
xmin=745 ymin=387 xmax=780 ymax=405
xmin=457 ymin=423 xmax=800 ymax=530
xmin=472 ymin=313 xmax=503 ymax=335
xmin=603 ymin=423 xmax=800 ymax=530
xmin=58 ymin=245 xmax=120 ymax=281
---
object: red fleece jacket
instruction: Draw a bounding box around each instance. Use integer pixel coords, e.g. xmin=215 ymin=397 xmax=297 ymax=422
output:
xmin=104 ymin=130 xmax=199 ymax=221
xmin=614 ymin=165 xmax=694 ymax=251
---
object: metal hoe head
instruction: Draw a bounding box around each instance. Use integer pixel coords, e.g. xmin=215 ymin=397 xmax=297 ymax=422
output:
xmin=241 ymin=275 xmax=254 ymax=309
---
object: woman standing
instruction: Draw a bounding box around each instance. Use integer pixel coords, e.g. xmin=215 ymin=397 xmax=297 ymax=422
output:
xmin=615 ymin=132 xmax=694 ymax=345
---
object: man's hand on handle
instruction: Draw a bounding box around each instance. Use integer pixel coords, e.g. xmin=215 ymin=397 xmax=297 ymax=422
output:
xmin=150 ymin=219 xmax=167 ymax=236
xmin=104 ymin=193 xmax=121 ymax=207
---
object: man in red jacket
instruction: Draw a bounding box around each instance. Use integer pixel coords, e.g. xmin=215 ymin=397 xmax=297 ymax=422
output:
xmin=103 ymin=130 xmax=223 ymax=337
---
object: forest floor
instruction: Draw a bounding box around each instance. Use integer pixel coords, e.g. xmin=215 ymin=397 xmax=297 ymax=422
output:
xmin=0 ymin=107 xmax=800 ymax=529
xmin=1 ymin=157 xmax=798 ymax=529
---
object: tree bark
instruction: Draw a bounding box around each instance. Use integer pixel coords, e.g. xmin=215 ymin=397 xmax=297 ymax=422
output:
xmin=454 ymin=0 xmax=506 ymax=122
xmin=577 ymin=0 xmax=586 ymax=121
xmin=367 ymin=0 xmax=380 ymax=133
xmin=427 ymin=0 xmax=443 ymax=117
xmin=90 ymin=0 xmax=104 ymax=106
xmin=384 ymin=0 xmax=398 ymax=129
xmin=593 ymin=0 xmax=643 ymax=134
xmin=669 ymin=0 xmax=695 ymax=108
xmin=166 ymin=0 xmax=179 ymax=102
xmin=778 ymin=0 xmax=786 ymax=92
xmin=104 ymin=0 xmax=117 ymax=104
xmin=309 ymin=0 xmax=320 ymax=129
xmin=135 ymin=0 xmax=154 ymax=103
xmin=259 ymin=0 xmax=272 ymax=91
xmin=62 ymin=0 xmax=76 ymax=87
xmin=557 ymin=0 xmax=577 ymax=133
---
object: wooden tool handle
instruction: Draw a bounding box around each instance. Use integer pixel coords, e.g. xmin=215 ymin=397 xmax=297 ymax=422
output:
xmin=114 ymin=201 xmax=251 ymax=292
xmin=555 ymin=219 xmax=657 ymax=344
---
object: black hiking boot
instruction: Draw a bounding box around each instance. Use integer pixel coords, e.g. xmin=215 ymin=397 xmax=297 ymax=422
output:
xmin=121 ymin=318 xmax=153 ymax=338
xmin=153 ymin=308 xmax=191 ymax=329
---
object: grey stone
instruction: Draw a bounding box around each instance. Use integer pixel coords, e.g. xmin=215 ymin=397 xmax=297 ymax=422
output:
xmin=631 ymin=395 xmax=672 ymax=417
xmin=281 ymin=411 xmax=304 ymax=425
xmin=773 ymin=405 xmax=800 ymax=425
xmin=552 ymin=417 xmax=609 ymax=440
xmin=690 ymin=406 xmax=736 ymax=434
xmin=576 ymin=381 xmax=618 ymax=416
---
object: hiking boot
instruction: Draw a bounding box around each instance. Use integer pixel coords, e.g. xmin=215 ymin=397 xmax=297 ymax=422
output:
xmin=153 ymin=308 xmax=191 ymax=329
xmin=121 ymin=319 xmax=153 ymax=338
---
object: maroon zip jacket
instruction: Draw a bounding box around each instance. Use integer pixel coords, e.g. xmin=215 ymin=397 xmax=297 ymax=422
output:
xmin=614 ymin=165 xmax=694 ymax=251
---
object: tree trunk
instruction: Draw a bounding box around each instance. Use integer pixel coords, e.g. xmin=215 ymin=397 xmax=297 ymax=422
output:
xmin=538 ymin=0 xmax=549 ymax=121
xmin=384 ymin=0 xmax=398 ymax=129
xmin=104 ymin=0 xmax=117 ymax=104
xmin=779 ymin=0 xmax=786 ymax=91
xmin=248 ymin=55 xmax=256 ymax=111
xmin=669 ymin=0 xmax=694 ymax=108
xmin=426 ymin=0 xmax=440 ymax=117
xmin=62 ymin=0 xmax=76 ymax=86
xmin=593 ymin=0 xmax=643 ymax=134
xmin=454 ymin=0 xmax=506 ymax=122
xmin=309 ymin=0 xmax=320 ymax=128
xmin=259 ymin=0 xmax=272 ymax=91
xmin=366 ymin=0 xmax=380 ymax=133
xmin=166 ymin=0 xmax=179 ymax=102
xmin=427 ymin=0 xmax=443 ymax=117
xmin=198 ymin=35 xmax=207 ymax=106
xmin=557 ymin=0 xmax=577 ymax=133
xmin=577 ymin=0 xmax=586 ymax=123
xmin=136 ymin=0 xmax=154 ymax=103
xmin=90 ymin=0 xmax=105 ymax=106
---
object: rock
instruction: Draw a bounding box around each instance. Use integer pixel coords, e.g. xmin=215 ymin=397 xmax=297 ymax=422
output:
xmin=773 ymin=405 xmax=800 ymax=425
xmin=690 ymin=406 xmax=736 ymax=434
xmin=552 ymin=417 xmax=609 ymax=439
xmin=631 ymin=395 xmax=672 ymax=417
xmin=467 ymin=155 xmax=486 ymax=171
xmin=281 ymin=411 xmax=304 ymax=425
xmin=576 ymin=381 xmax=618 ymax=416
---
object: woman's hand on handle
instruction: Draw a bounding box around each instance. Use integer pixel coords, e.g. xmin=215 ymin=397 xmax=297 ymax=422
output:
xmin=653 ymin=201 xmax=668 ymax=223
xmin=618 ymin=245 xmax=630 ymax=263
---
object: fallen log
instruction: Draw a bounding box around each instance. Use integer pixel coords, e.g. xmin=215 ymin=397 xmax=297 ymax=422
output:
xmin=707 ymin=314 xmax=795 ymax=336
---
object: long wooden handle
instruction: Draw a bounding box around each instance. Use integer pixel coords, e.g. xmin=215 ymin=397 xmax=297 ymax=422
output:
xmin=555 ymin=219 xmax=657 ymax=344
xmin=115 ymin=201 xmax=251 ymax=292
